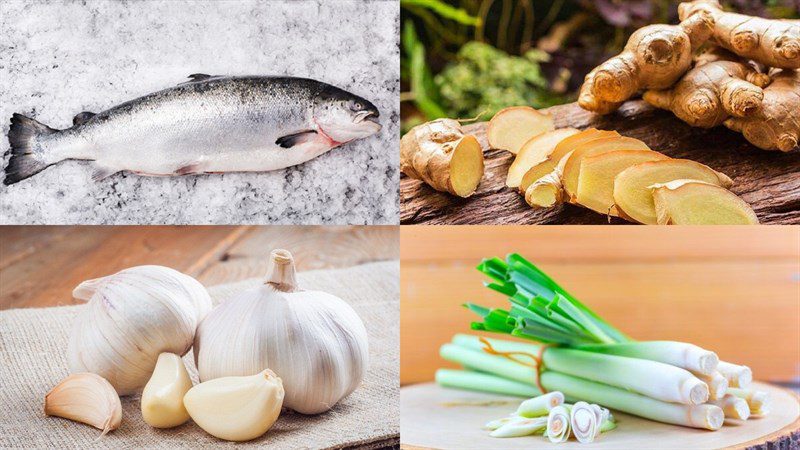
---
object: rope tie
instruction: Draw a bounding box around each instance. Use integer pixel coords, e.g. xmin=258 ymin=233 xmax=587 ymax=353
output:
xmin=479 ymin=337 xmax=553 ymax=394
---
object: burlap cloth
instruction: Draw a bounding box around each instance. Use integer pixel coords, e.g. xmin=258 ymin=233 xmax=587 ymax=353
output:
xmin=0 ymin=261 xmax=400 ymax=449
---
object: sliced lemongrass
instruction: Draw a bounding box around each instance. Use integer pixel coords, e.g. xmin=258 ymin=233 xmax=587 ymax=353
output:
xmin=543 ymin=348 xmax=709 ymax=405
xmin=571 ymin=401 xmax=600 ymax=443
xmin=717 ymin=361 xmax=752 ymax=389
xmin=484 ymin=416 xmax=523 ymax=431
xmin=435 ymin=369 xmax=541 ymax=398
xmin=547 ymin=405 xmax=571 ymax=443
xmin=728 ymin=388 xmax=771 ymax=416
xmin=541 ymin=372 xmax=724 ymax=431
xmin=709 ymin=394 xmax=750 ymax=420
xmin=692 ymin=371 xmax=728 ymax=400
xmin=580 ymin=341 xmax=719 ymax=376
xmin=516 ymin=392 xmax=564 ymax=418
xmin=490 ymin=417 xmax=548 ymax=438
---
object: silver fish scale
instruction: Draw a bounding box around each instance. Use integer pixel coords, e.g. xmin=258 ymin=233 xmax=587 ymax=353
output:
xmin=43 ymin=77 xmax=331 ymax=174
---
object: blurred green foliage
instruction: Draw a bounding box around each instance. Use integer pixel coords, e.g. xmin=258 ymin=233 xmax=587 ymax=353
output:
xmin=436 ymin=42 xmax=565 ymax=118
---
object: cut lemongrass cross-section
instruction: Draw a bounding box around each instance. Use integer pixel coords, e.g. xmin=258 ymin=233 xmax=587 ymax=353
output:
xmin=717 ymin=361 xmax=752 ymax=389
xmin=516 ymin=392 xmax=565 ymax=418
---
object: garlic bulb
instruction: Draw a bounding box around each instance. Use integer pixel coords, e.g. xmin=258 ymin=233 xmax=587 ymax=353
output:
xmin=67 ymin=265 xmax=212 ymax=395
xmin=194 ymin=249 xmax=369 ymax=414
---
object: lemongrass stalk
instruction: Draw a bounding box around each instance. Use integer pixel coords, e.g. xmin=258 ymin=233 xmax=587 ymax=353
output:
xmin=728 ymin=388 xmax=771 ymax=416
xmin=692 ymin=371 xmax=728 ymax=400
xmin=717 ymin=361 xmax=752 ymax=389
xmin=435 ymin=369 xmax=541 ymax=398
xmin=709 ymin=394 xmax=750 ymax=420
xmin=579 ymin=341 xmax=719 ymax=376
xmin=547 ymin=405 xmax=571 ymax=443
xmin=490 ymin=417 xmax=548 ymax=438
xmin=543 ymin=348 xmax=709 ymax=405
xmin=484 ymin=416 xmax=520 ymax=431
xmin=541 ymin=372 xmax=724 ymax=431
xmin=448 ymin=337 xmax=710 ymax=405
xmin=516 ymin=392 xmax=564 ymax=418
xmin=453 ymin=333 xmax=542 ymax=355
xmin=571 ymin=401 xmax=601 ymax=443
xmin=440 ymin=344 xmax=539 ymax=386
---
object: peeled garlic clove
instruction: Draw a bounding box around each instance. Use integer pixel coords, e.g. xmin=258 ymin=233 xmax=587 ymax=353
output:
xmin=141 ymin=353 xmax=193 ymax=428
xmin=183 ymin=369 xmax=284 ymax=442
xmin=44 ymin=373 xmax=122 ymax=436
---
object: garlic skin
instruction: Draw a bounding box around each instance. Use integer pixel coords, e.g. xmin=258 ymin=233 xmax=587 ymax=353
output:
xmin=194 ymin=249 xmax=369 ymax=414
xmin=141 ymin=352 xmax=193 ymax=428
xmin=67 ymin=265 xmax=212 ymax=395
xmin=183 ymin=370 xmax=284 ymax=442
xmin=45 ymin=372 xmax=122 ymax=436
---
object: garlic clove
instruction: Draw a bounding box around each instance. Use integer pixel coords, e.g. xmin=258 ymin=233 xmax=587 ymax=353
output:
xmin=141 ymin=352 xmax=193 ymax=428
xmin=183 ymin=369 xmax=284 ymax=442
xmin=44 ymin=373 xmax=122 ymax=436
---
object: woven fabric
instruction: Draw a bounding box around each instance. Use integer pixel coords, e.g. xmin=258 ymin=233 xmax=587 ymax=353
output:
xmin=0 ymin=261 xmax=399 ymax=449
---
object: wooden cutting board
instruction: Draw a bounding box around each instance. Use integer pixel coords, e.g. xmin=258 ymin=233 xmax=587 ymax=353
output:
xmin=400 ymin=100 xmax=800 ymax=225
xmin=401 ymin=382 xmax=800 ymax=449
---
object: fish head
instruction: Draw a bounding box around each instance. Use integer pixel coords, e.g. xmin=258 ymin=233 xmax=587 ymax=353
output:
xmin=314 ymin=85 xmax=381 ymax=143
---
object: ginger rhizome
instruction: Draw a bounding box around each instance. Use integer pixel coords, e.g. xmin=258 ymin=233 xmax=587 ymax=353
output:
xmin=578 ymin=13 xmax=713 ymax=113
xmin=487 ymin=107 xmax=554 ymax=154
xmin=723 ymin=69 xmax=800 ymax=151
xmin=643 ymin=59 xmax=770 ymax=128
xmin=400 ymin=119 xmax=485 ymax=197
xmin=678 ymin=0 xmax=800 ymax=69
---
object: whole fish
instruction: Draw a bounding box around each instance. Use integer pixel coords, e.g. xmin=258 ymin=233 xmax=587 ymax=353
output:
xmin=4 ymin=74 xmax=381 ymax=185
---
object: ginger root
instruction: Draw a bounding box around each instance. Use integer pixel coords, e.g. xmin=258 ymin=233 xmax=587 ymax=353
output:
xmin=578 ymin=12 xmax=713 ymax=113
xmin=723 ymin=69 xmax=800 ymax=151
xmin=651 ymin=179 xmax=759 ymax=224
xmin=487 ymin=107 xmax=555 ymax=154
xmin=506 ymin=128 xmax=579 ymax=188
xmin=400 ymin=119 xmax=485 ymax=197
xmin=643 ymin=59 xmax=770 ymax=128
xmin=678 ymin=0 xmax=800 ymax=69
xmin=614 ymin=159 xmax=733 ymax=224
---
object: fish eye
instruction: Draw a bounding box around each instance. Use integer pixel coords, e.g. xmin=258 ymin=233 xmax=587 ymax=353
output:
xmin=349 ymin=101 xmax=363 ymax=112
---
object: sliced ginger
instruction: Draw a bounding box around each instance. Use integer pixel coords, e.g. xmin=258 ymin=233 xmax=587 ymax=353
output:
xmin=678 ymin=0 xmax=800 ymax=69
xmin=651 ymin=179 xmax=759 ymax=224
xmin=506 ymin=128 xmax=579 ymax=188
xmin=561 ymin=136 xmax=651 ymax=202
xmin=400 ymin=118 xmax=485 ymax=197
xmin=487 ymin=106 xmax=554 ymax=154
xmin=576 ymin=150 xmax=669 ymax=216
xmin=614 ymin=159 xmax=733 ymax=224
xmin=519 ymin=129 xmax=619 ymax=193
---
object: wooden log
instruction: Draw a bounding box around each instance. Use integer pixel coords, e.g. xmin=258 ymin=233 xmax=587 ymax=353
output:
xmin=400 ymin=100 xmax=800 ymax=224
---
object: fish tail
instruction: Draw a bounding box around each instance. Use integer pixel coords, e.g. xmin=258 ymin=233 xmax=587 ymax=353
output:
xmin=4 ymin=113 xmax=59 ymax=185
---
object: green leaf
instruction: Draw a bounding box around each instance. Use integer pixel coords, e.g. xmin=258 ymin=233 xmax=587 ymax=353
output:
xmin=401 ymin=0 xmax=480 ymax=26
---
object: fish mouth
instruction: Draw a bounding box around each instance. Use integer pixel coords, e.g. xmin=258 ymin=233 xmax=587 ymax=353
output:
xmin=356 ymin=111 xmax=380 ymax=124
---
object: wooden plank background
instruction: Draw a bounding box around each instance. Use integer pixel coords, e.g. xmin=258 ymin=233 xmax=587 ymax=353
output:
xmin=400 ymin=100 xmax=800 ymax=225
xmin=400 ymin=226 xmax=800 ymax=384
xmin=0 ymin=226 xmax=399 ymax=309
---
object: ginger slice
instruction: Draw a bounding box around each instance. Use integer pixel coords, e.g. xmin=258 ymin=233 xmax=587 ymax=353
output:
xmin=400 ymin=118 xmax=485 ymax=197
xmin=576 ymin=150 xmax=669 ymax=216
xmin=519 ymin=129 xmax=619 ymax=193
xmin=506 ymin=128 xmax=579 ymax=188
xmin=651 ymin=179 xmax=759 ymax=225
xmin=561 ymin=136 xmax=651 ymax=202
xmin=614 ymin=159 xmax=733 ymax=224
xmin=487 ymin=106 xmax=554 ymax=154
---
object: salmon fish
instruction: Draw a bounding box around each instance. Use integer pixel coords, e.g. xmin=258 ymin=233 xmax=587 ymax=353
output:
xmin=3 ymin=74 xmax=381 ymax=185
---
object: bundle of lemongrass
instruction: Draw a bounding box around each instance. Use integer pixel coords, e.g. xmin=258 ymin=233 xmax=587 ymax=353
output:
xmin=483 ymin=391 xmax=617 ymax=444
xmin=436 ymin=254 xmax=770 ymax=432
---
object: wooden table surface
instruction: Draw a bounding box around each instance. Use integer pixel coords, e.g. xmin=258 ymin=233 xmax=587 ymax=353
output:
xmin=400 ymin=226 xmax=800 ymax=384
xmin=400 ymin=100 xmax=800 ymax=225
xmin=0 ymin=226 xmax=399 ymax=309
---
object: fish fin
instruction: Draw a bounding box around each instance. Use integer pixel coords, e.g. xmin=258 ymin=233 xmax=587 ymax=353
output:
xmin=91 ymin=166 xmax=117 ymax=182
xmin=175 ymin=162 xmax=204 ymax=175
xmin=4 ymin=113 xmax=59 ymax=185
xmin=180 ymin=73 xmax=223 ymax=85
xmin=276 ymin=130 xmax=318 ymax=148
xmin=72 ymin=111 xmax=96 ymax=126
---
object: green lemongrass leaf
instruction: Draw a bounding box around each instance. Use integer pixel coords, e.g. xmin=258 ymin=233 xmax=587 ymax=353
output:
xmin=548 ymin=294 xmax=615 ymax=344
xmin=509 ymin=305 xmax=569 ymax=334
xmin=465 ymin=303 xmax=491 ymax=318
xmin=514 ymin=319 xmax=591 ymax=346
xmin=478 ymin=257 xmax=510 ymax=282
xmin=508 ymin=269 xmax=556 ymax=300
xmin=401 ymin=0 xmax=481 ymax=26
xmin=485 ymin=281 xmax=517 ymax=297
